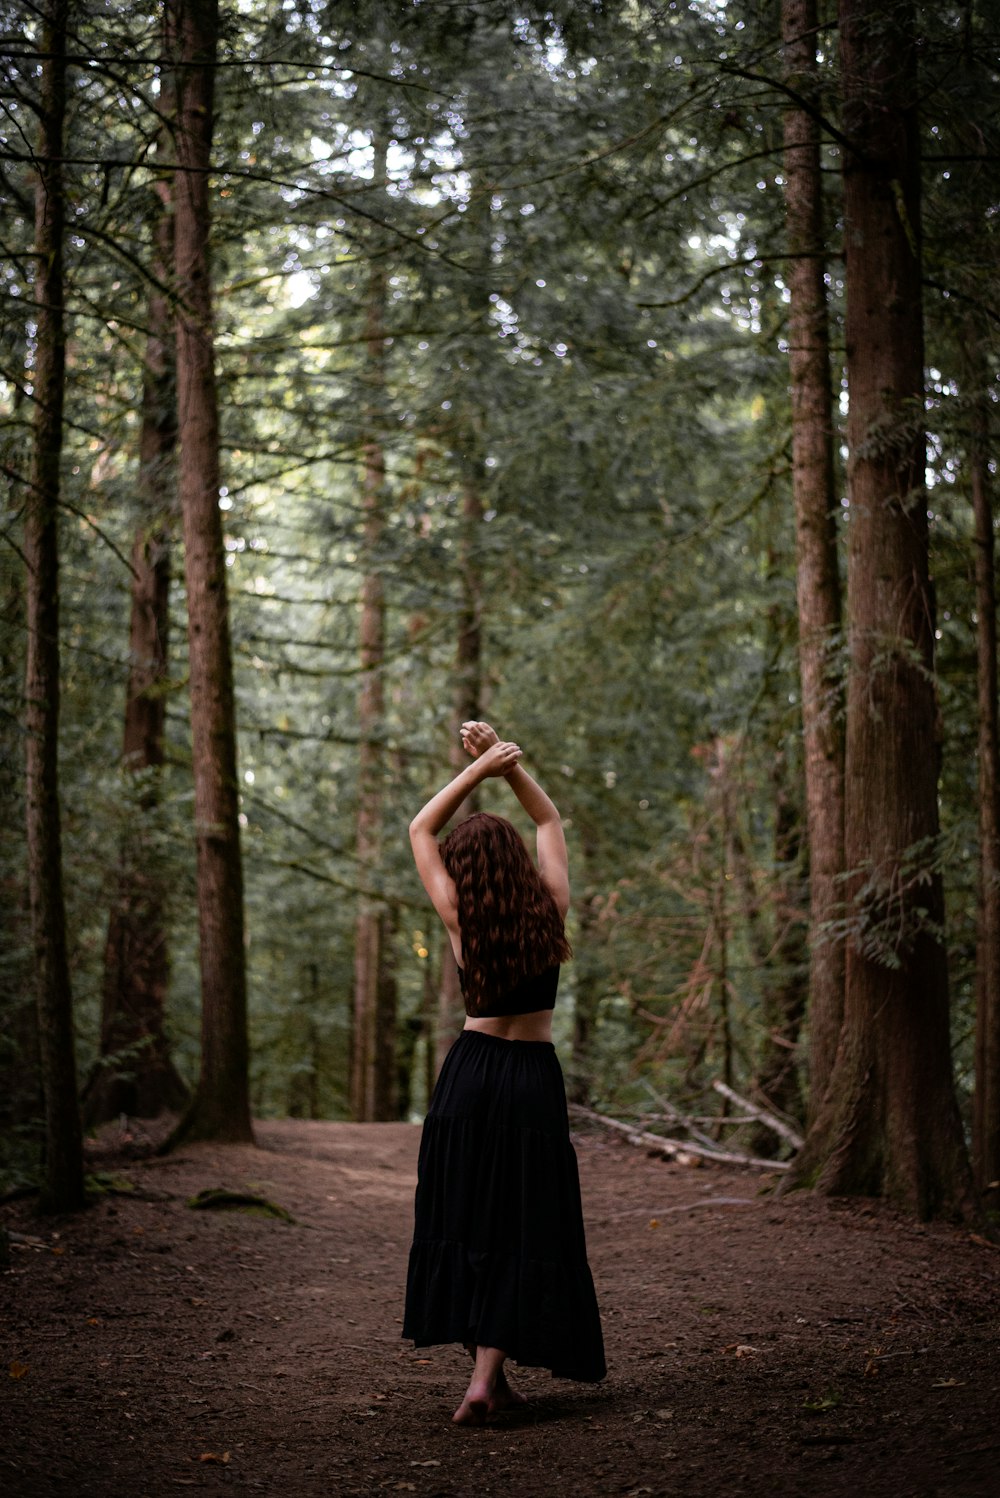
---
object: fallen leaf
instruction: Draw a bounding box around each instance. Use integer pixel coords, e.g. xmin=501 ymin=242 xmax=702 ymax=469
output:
xmin=649 ymin=1218 xmax=660 ymax=1229
xmin=9 ymin=1361 xmax=29 ymax=1379
xmin=87 ymin=1317 xmax=101 ymax=1326
xmin=198 ymin=1451 xmax=231 ymax=1464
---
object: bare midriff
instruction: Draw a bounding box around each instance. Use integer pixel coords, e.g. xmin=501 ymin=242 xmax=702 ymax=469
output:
xmin=463 ymin=1010 xmax=554 ymax=1043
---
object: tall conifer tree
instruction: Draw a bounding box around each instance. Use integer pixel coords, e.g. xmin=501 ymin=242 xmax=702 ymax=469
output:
xmin=170 ymin=0 xmax=252 ymax=1144
xmin=86 ymin=44 xmax=187 ymax=1127
xmin=781 ymin=0 xmax=845 ymax=1117
xmin=24 ymin=0 xmax=84 ymax=1212
xmin=791 ymin=0 xmax=970 ymax=1215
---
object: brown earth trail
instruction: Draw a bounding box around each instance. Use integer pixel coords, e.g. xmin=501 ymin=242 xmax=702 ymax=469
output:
xmin=2 ymin=1119 xmax=998 ymax=1497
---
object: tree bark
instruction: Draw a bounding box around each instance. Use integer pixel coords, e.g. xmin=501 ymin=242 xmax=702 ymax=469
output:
xmin=169 ymin=0 xmax=252 ymax=1144
xmin=789 ymin=0 xmax=970 ymax=1216
xmin=350 ymin=132 xmax=391 ymax=1121
xmin=1 ymin=380 xmax=43 ymax=1152
xmin=84 ymin=61 xmax=187 ymax=1127
xmin=753 ymin=751 xmax=807 ymax=1150
xmin=24 ymin=0 xmax=85 ymax=1213
xmin=431 ymin=179 xmax=492 ymax=1079
xmin=374 ymin=903 xmax=399 ymax=1119
xmin=782 ymin=0 xmax=845 ymax=1118
xmin=968 ymin=342 xmax=1000 ymax=1196
xmin=570 ymin=831 xmax=603 ymax=1104
xmin=434 ymin=476 xmax=484 ymax=1075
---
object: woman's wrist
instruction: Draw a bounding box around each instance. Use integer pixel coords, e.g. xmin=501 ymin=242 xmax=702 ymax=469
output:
xmin=464 ymin=758 xmax=488 ymax=788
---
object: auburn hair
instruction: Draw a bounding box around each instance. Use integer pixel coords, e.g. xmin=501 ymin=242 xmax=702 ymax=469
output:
xmin=440 ymin=811 xmax=571 ymax=1015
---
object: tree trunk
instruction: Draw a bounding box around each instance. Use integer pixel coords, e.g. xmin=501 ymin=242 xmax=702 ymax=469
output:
xmin=753 ymin=753 xmax=808 ymax=1152
xmin=421 ymin=953 xmax=438 ymax=1113
xmin=789 ymin=0 xmax=971 ymax=1216
xmin=434 ymin=476 xmax=484 ymax=1075
xmin=24 ymin=0 xmax=85 ymax=1213
xmin=350 ymin=132 xmax=391 ymax=1121
xmin=374 ymin=903 xmax=399 ymax=1119
xmin=968 ymin=342 xmax=1000 ymax=1196
xmin=84 ymin=65 xmax=187 ymax=1127
xmin=782 ymin=0 xmax=845 ymax=1118
xmin=1 ymin=383 xmax=43 ymax=1153
xmin=169 ymin=0 xmax=252 ymax=1145
xmin=570 ymin=832 xmax=603 ymax=1104
xmin=288 ymin=963 xmax=321 ymax=1120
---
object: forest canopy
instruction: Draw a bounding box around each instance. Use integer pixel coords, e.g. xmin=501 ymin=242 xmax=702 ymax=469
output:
xmin=1 ymin=0 xmax=998 ymax=1219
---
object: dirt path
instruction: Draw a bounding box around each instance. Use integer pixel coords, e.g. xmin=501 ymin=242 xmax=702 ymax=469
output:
xmin=2 ymin=1119 xmax=998 ymax=1497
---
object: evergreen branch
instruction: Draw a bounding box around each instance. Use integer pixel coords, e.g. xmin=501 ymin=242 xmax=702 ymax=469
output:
xmin=267 ymin=859 xmax=425 ymax=908
xmin=634 ymin=250 xmax=831 ymax=309
xmin=242 ymin=788 xmax=353 ymax=860
xmin=233 ymin=590 xmax=358 ymax=609
xmin=628 ymin=145 xmax=787 ymax=223
xmin=0 ymin=48 xmax=451 ymax=94
xmin=239 ymin=631 xmax=357 ymax=654
xmin=235 ymin=618 xmax=447 ymax=678
xmin=712 ymin=60 xmax=870 ymax=164
xmin=0 ymin=149 xmax=472 ymax=270
xmin=57 ymin=498 xmax=138 ymax=578
xmin=923 ymin=278 xmax=1000 ymax=327
xmin=71 ymin=216 xmax=179 ymax=312
xmin=0 ymin=523 xmax=28 ymax=568
xmin=222 ymin=455 xmax=358 ymax=500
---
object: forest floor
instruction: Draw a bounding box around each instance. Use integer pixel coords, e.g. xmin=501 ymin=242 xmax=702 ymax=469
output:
xmin=2 ymin=1118 xmax=999 ymax=1498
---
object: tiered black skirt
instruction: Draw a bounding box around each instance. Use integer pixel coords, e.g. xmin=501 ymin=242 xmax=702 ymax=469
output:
xmin=403 ymin=1029 xmax=606 ymax=1382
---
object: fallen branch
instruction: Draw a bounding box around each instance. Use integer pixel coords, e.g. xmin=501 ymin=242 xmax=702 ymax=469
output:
xmin=605 ymin=1196 xmax=754 ymax=1221
xmin=641 ymin=1080 xmax=720 ymax=1153
xmin=568 ymin=1104 xmax=791 ymax=1172
xmin=711 ymin=1080 xmax=804 ymax=1150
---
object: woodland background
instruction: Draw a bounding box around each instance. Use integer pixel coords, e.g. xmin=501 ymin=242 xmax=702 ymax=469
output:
xmin=1 ymin=0 xmax=998 ymax=1221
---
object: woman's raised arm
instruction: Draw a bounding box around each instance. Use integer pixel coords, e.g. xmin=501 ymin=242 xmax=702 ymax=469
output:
xmin=460 ymin=722 xmax=570 ymax=919
xmin=409 ymin=740 xmax=523 ymax=931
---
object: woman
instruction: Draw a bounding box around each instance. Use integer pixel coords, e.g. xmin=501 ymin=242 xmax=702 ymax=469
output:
xmin=403 ymin=720 xmax=606 ymax=1425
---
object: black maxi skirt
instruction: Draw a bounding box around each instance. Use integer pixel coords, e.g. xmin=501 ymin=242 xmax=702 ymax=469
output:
xmin=402 ymin=1028 xmax=606 ymax=1382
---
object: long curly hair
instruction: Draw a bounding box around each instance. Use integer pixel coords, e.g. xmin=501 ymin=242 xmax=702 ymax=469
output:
xmin=440 ymin=811 xmax=571 ymax=1015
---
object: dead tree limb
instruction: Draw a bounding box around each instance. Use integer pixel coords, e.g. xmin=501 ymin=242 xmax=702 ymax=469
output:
xmin=711 ymin=1080 xmax=804 ymax=1150
xmin=568 ymin=1104 xmax=791 ymax=1173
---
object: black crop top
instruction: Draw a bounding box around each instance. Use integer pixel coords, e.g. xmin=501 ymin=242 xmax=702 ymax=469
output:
xmin=456 ymin=963 xmax=559 ymax=1019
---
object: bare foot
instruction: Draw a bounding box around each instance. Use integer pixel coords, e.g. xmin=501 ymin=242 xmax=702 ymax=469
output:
xmin=452 ymin=1379 xmax=492 ymax=1425
xmin=489 ymin=1369 xmax=528 ymax=1414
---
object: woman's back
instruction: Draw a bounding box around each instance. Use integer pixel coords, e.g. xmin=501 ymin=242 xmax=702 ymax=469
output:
xmin=459 ymin=962 xmax=559 ymax=1042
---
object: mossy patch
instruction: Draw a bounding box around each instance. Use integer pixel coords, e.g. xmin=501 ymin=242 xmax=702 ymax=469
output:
xmin=186 ymin=1187 xmax=295 ymax=1222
